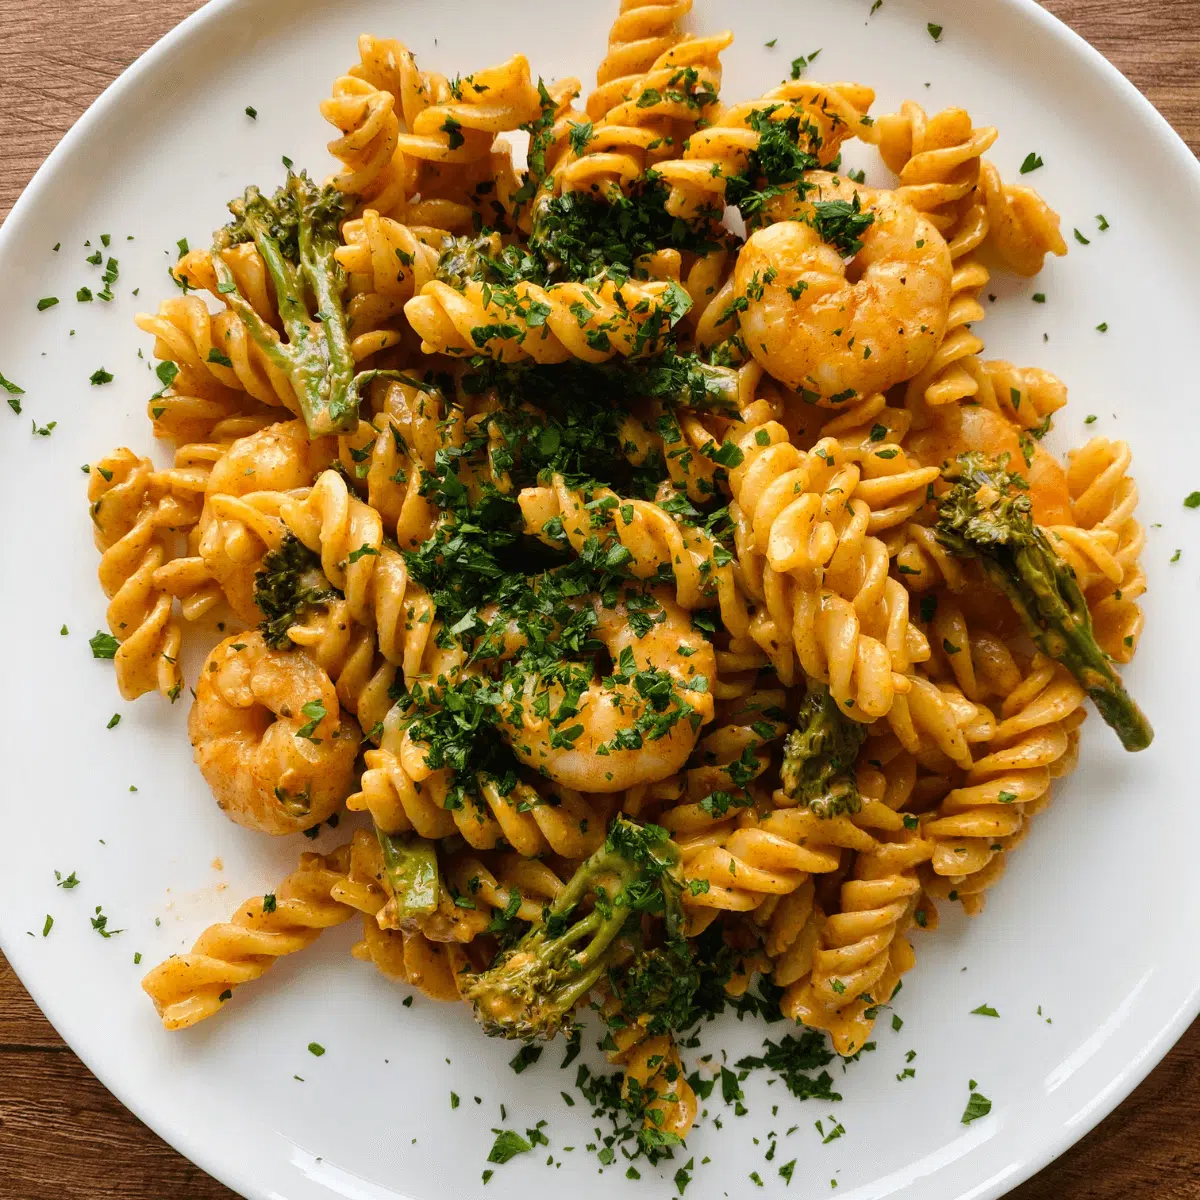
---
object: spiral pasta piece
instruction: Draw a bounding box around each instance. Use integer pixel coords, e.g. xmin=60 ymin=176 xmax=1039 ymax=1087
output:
xmin=977 ymin=159 xmax=1068 ymax=277
xmin=348 ymin=34 xmax=449 ymax=129
xmin=88 ymin=450 xmax=185 ymax=701
xmin=656 ymin=80 xmax=878 ymax=220
xmin=553 ymin=32 xmax=729 ymax=197
xmin=518 ymin=472 xmax=749 ymax=638
xmin=136 ymin=295 xmax=297 ymax=412
xmin=781 ymin=837 xmax=928 ymax=1055
xmin=968 ymin=359 xmax=1069 ymax=432
xmin=920 ymin=659 xmax=1085 ymax=914
xmin=321 ymin=74 xmax=415 ymax=214
xmin=588 ymin=0 xmax=693 ymax=121
xmin=609 ymin=1025 xmax=698 ymax=1141
xmin=1060 ymin=437 xmax=1146 ymax=663
xmin=279 ymin=468 xmax=436 ymax=675
xmin=173 ymin=244 xmax=278 ymax=322
xmin=727 ymin=425 xmax=929 ymax=714
xmin=404 ymin=273 xmax=689 ymax=363
xmin=349 ymin=695 xmax=610 ymax=857
xmin=141 ymin=845 xmax=354 ymax=1030
xmin=168 ymin=488 xmax=293 ymax=624
xmin=394 ymin=54 xmax=543 ymax=164
xmin=876 ymin=102 xmax=998 ymax=230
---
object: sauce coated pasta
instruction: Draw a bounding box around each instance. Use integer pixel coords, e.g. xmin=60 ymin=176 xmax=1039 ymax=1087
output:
xmin=89 ymin=5 xmax=1152 ymax=1179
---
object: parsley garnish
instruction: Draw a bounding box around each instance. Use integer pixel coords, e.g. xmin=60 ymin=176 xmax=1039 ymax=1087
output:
xmin=961 ymin=1088 xmax=993 ymax=1124
xmin=89 ymin=630 xmax=120 ymax=659
xmin=487 ymin=1129 xmax=533 ymax=1164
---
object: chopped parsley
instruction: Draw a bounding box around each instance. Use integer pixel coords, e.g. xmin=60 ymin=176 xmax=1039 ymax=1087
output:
xmin=487 ymin=1129 xmax=533 ymax=1164
xmin=960 ymin=1088 xmax=993 ymax=1124
xmin=1019 ymin=152 xmax=1044 ymax=174
xmin=89 ymin=630 xmax=120 ymax=659
xmin=789 ymin=49 xmax=821 ymax=78
xmin=90 ymin=906 xmax=122 ymax=937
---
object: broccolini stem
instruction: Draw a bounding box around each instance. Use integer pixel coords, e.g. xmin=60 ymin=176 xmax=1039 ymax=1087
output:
xmin=936 ymin=453 xmax=1153 ymax=752
xmin=293 ymin=174 xmax=356 ymax=431
xmin=340 ymin=369 xmax=439 ymax=417
xmin=210 ymin=173 xmax=358 ymax=438
xmin=376 ymin=827 xmax=440 ymax=919
xmin=460 ymin=819 xmax=684 ymax=1040
xmin=964 ymin=535 xmax=1152 ymax=752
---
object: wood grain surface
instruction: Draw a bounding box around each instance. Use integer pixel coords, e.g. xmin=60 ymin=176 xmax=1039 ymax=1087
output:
xmin=1 ymin=2 xmax=1197 ymax=1198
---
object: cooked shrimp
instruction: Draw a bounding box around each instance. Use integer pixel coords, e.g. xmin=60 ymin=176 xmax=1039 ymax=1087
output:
xmin=205 ymin=419 xmax=336 ymax=498
xmin=734 ymin=173 xmax=952 ymax=400
xmin=499 ymin=591 xmax=716 ymax=793
xmin=190 ymin=632 xmax=361 ymax=834
xmin=906 ymin=404 xmax=1072 ymax=525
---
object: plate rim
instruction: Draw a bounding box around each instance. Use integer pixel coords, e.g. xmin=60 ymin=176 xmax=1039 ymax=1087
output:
xmin=2 ymin=1 xmax=1198 ymax=1197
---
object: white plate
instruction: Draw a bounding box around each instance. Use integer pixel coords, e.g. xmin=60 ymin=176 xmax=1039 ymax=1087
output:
xmin=2 ymin=1 xmax=1198 ymax=1197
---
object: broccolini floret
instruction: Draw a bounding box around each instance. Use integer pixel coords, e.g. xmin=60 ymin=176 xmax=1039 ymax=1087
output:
xmin=211 ymin=171 xmax=357 ymax=437
xmin=461 ymin=818 xmax=692 ymax=1041
xmin=779 ymin=680 xmax=866 ymax=816
xmin=935 ymin=452 xmax=1153 ymax=752
xmin=253 ymin=533 xmax=338 ymax=648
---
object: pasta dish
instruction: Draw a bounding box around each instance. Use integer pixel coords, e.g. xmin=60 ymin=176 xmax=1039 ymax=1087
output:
xmin=84 ymin=0 xmax=1152 ymax=1174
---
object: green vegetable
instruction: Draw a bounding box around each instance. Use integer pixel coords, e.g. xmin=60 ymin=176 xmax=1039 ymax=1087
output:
xmin=211 ymin=171 xmax=356 ymax=436
xmin=809 ymin=194 xmax=875 ymax=257
xmin=734 ymin=1031 xmax=841 ymax=1101
xmin=779 ymin=681 xmax=866 ymax=815
xmin=725 ymin=107 xmax=821 ymax=225
xmin=89 ymin=630 xmax=120 ymax=659
xmin=961 ymin=1089 xmax=992 ymax=1124
xmin=376 ymin=826 xmax=440 ymax=918
xmin=253 ymin=533 xmax=339 ymax=647
xmin=461 ymin=818 xmax=689 ymax=1040
xmin=935 ymin=453 xmax=1152 ymax=751
xmin=487 ymin=1129 xmax=532 ymax=1164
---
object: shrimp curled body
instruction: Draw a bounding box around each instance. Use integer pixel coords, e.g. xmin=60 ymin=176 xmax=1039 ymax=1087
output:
xmin=499 ymin=592 xmax=716 ymax=793
xmin=735 ymin=177 xmax=952 ymax=401
xmin=189 ymin=633 xmax=361 ymax=834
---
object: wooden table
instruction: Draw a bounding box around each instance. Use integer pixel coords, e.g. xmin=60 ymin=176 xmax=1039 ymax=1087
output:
xmin=1 ymin=2 xmax=1198 ymax=1197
